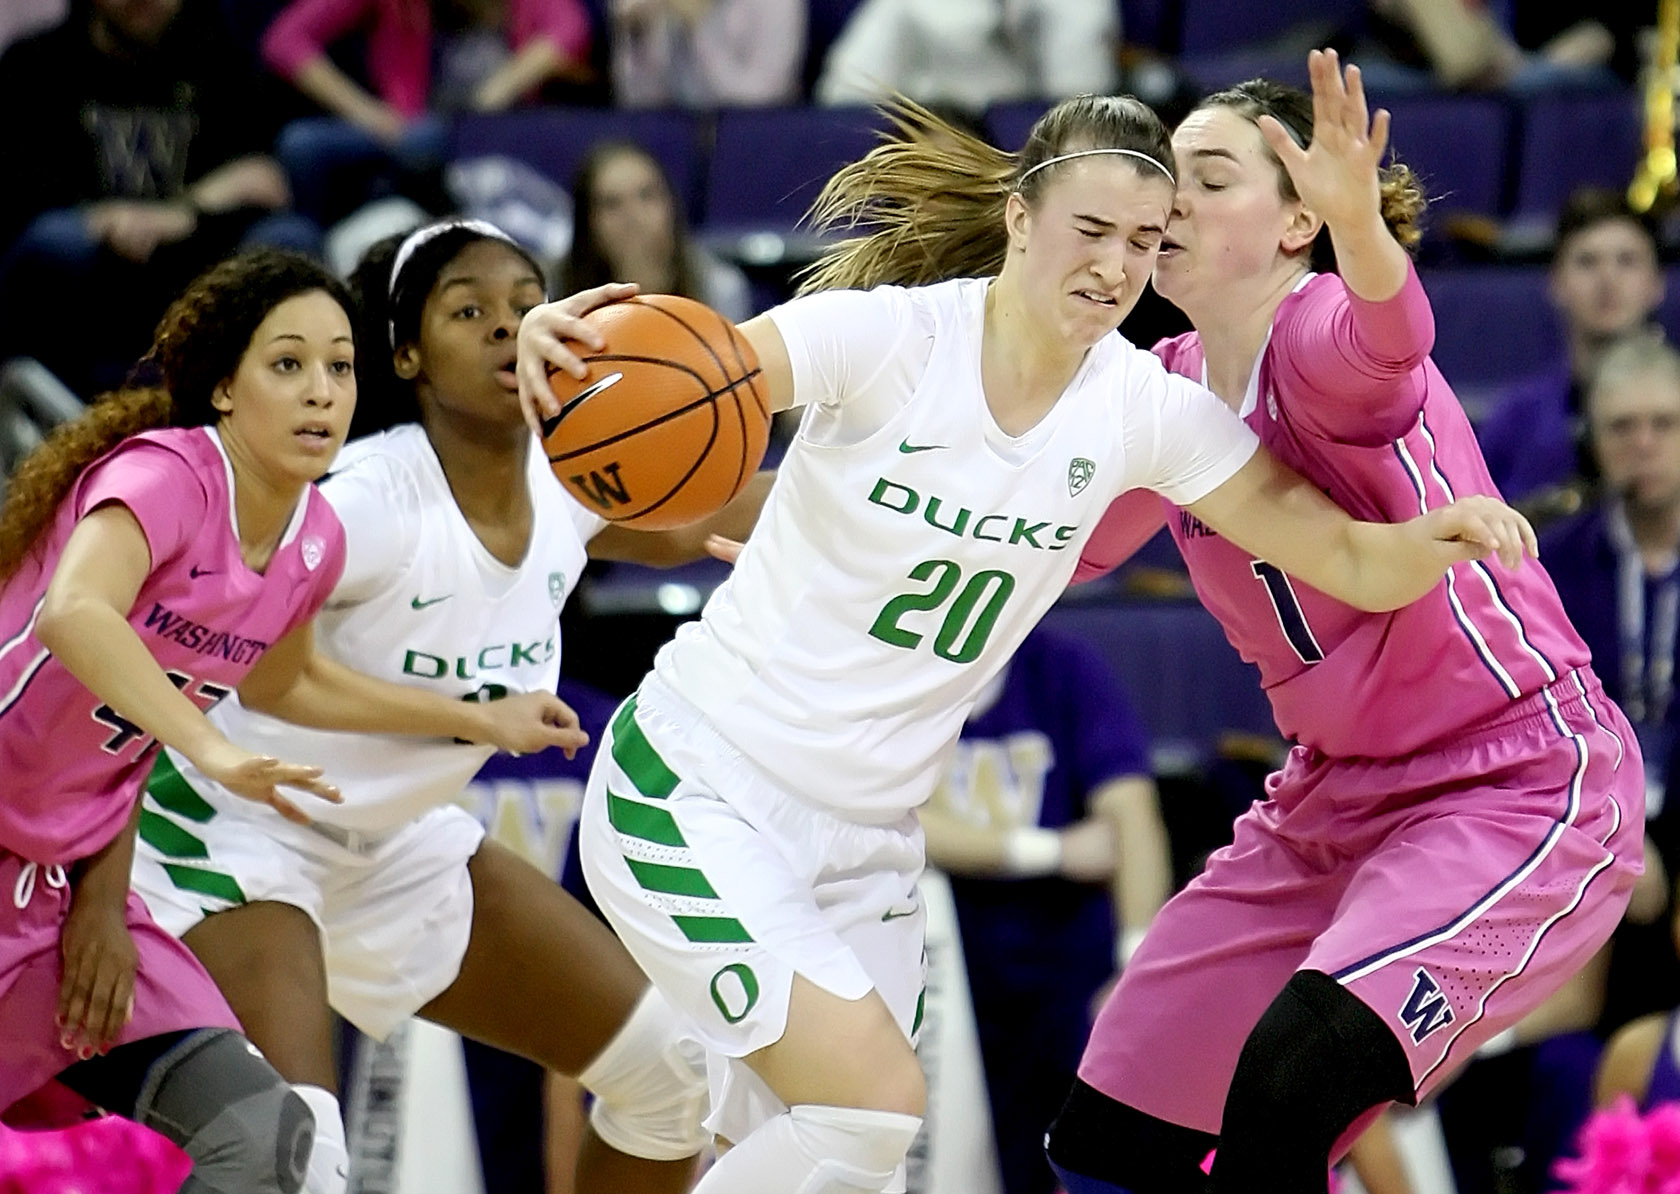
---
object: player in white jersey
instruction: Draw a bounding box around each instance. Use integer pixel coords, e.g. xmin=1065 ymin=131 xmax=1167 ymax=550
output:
xmin=516 ymin=96 xmax=1537 ymax=1194
xmin=129 ymin=220 xmax=772 ymax=1194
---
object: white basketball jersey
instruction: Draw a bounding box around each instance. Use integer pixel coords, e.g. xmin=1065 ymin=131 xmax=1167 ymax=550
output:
xmin=654 ymin=278 xmax=1257 ymax=819
xmin=171 ymin=424 xmax=604 ymax=833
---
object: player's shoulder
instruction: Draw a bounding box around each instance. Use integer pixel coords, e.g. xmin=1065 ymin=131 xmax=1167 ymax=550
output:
xmin=321 ymin=426 xmax=430 ymax=500
xmin=92 ymin=427 xmax=218 ymax=498
xmin=1151 ymin=330 xmax=1203 ymax=377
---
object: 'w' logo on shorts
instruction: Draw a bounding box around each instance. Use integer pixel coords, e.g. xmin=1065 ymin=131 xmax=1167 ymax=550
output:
xmin=1398 ymin=967 xmax=1455 ymax=1043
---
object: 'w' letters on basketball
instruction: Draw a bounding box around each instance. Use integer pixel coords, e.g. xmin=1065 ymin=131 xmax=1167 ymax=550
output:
xmin=1398 ymin=967 xmax=1455 ymax=1043
xmin=570 ymin=463 xmax=632 ymax=510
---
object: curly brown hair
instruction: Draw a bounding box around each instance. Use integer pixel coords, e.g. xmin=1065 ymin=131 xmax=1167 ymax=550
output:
xmin=0 ymin=249 xmax=353 ymax=582
xmin=798 ymin=93 xmax=1175 ymax=294
xmin=1196 ymin=79 xmax=1427 ymax=270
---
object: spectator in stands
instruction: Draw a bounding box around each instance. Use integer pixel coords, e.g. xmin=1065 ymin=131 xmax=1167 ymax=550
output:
xmin=815 ymin=0 xmax=1118 ymax=118
xmin=608 ymin=0 xmax=803 ymax=108
xmin=1344 ymin=0 xmax=1631 ymax=92
xmin=0 ymin=0 xmax=312 ymax=398
xmin=0 ymin=0 xmax=64 ymax=55
xmin=261 ymin=0 xmax=594 ymax=224
xmin=1593 ymin=871 xmax=1680 ymax=1110
xmin=1479 ymin=189 xmax=1666 ymax=509
xmin=1543 ymin=334 xmax=1680 ymax=784
xmin=559 ymin=140 xmax=753 ymax=324
xmin=919 ymin=623 xmax=1169 ymax=1194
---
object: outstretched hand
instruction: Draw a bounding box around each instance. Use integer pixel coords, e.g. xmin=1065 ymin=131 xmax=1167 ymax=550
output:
xmin=1257 ymin=48 xmax=1390 ymax=234
xmin=193 ymin=742 xmax=342 ymax=826
xmin=516 ymin=283 xmax=641 ymax=438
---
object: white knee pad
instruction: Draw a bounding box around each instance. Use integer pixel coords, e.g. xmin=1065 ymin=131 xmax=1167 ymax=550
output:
xmin=784 ymin=1104 xmax=923 ymax=1194
xmin=292 ymin=1085 xmax=348 ymax=1194
xmin=578 ymin=987 xmax=711 ymax=1161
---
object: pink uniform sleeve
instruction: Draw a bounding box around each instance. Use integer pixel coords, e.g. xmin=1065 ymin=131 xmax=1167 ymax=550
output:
xmin=1072 ymin=488 xmax=1169 ymax=583
xmin=261 ymin=0 xmax=376 ymax=79
xmin=74 ymin=440 xmax=211 ymax=572
xmin=511 ymin=0 xmax=591 ymax=62
xmin=1273 ymin=261 xmax=1435 ymax=443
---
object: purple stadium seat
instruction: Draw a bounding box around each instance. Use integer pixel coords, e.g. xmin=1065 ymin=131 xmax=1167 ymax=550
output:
xmin=1382 ymin=95 xmax=1512 ymax=219
xmin=985 ymin=100 xmax=1051 ymax=151
xmin=1417 ymin=265 xmax=1558 ymax=394
xmin=803 ymin=0 xmax=868 ymax=96
xmin=1176 ymin=0 xmax=1362 ymax=56
xmin=449 ymin=108 xmax=703 ymax=223
xmin=703 ymin=106 xmax=890 ymax=234
xmin=1176 ymin=49 xmax=1311 ymax=94
xmin=1511 ymin=90 xmax=1642 ymax=221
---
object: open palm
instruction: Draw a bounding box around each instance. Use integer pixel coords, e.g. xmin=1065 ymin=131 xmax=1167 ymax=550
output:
xmin=1258 ymin=48 xmax=1390 ymax=233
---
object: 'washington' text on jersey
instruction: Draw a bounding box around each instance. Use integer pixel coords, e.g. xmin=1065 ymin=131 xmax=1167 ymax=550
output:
xmin=868 ymin=478 xmax=1078 ymax=551
xmin=141 ymin=602 xmax=268 ymax=665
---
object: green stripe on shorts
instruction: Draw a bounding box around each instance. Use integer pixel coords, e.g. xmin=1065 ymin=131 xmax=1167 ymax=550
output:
xmin=161 ymin=863 xmax=246 ymax=905
xmin=607 ymin=790 xmax=687 ymax=847
xmin=912 ymin=987 xmax=926 ymax=1037
xmin=673 ymin=915 xmax=753 ymax=943
xmin=610 ymin=696 xmax=679 ymax=799
xmin=138 ymin=810 xmax=208 ymax=860
xmin=626 ymin=857 xmax=718 ymax=898
xmin=147 ymin=752 xmax=217 ymax=822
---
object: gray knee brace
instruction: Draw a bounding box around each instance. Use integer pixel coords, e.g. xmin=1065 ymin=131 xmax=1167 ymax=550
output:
xmin=133 ymin=1028 xmax=314 ymax=1194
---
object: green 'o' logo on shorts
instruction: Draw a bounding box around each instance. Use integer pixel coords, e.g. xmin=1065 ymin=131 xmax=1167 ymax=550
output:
xmin=709 ymin=963 xmax=760 ymax=1024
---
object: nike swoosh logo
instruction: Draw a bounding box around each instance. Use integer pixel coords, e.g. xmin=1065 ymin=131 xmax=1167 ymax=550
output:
xmin=881 ymin=905 xmax=918 ymax=922
xmin=898 ymin=439 xmax=947 ymax=454
xmin=411 ymin=594 xmax=452 ymax=610
xmin=541 ymin=371 xmax=624 ymax=438
xmin=189 ymin=565 xmax=218 ymax=578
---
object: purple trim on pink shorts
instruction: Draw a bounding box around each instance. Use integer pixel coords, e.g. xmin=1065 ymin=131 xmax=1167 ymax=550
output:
xmin=1331 ymin=672 xmax=1596 ymax=985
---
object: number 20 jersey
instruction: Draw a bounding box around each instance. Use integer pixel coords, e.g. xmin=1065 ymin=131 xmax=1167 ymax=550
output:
xmin=653 ymin=278 xmax=1257 ymax=821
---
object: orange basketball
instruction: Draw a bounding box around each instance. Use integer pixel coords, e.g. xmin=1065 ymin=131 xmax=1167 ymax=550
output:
xmin=543 ymin=294 xmax=770 ymax=531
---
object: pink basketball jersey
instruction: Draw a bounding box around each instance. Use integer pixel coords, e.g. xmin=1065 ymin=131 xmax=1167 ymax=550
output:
xmin=1078 ymin=266 xmax=1590 ymax=758
xmin=0 ymin=427 xmax=345 ymax=864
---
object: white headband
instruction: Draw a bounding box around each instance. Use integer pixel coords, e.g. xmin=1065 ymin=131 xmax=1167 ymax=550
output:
xmin=387 ymin=218 xmax=523 ymax=349
xmin=1018 ymin=148 xmax=1175 ymax=186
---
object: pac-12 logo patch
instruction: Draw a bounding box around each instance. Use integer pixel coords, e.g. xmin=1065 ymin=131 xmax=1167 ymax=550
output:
xmin=548 ymin=571 xmax=566 ymax=607
xmin=1068 ymin=457 xmax=1095 ymax=497
xmin=300 ymin=536 xmax=325 ymax=571
xmin=1398 ymin=967 xmax=1455 ymax=1043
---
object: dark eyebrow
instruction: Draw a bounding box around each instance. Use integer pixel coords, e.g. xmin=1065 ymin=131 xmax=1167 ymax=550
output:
xmin=1189 ymin=147 xmax=1241 ymax=165
xmin=1073 ymin=213 xmax=1116 ymax=230
xmin=266 ymin=333 xmax=354 ymax=345
xmin=439 ymin=273 xmax=544 ymax=293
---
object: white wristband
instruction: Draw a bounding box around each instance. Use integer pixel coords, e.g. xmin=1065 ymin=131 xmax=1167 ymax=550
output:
xmin=1002 ymin=827 xmax=1063 ymax=876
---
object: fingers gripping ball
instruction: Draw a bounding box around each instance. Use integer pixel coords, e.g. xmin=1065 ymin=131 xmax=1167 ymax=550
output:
xmin=542 ymin=295 xmax=770 ymax=530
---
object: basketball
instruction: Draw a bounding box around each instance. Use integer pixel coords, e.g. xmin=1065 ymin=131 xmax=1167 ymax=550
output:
xmin=542 ymin=294 xmax=771 ymax=531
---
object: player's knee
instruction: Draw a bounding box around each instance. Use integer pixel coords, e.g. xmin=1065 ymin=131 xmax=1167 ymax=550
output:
xmin=1044 ymin=1078 xmax=1216 ymax=1194
xmin=785 ymin=1104 xmax=923 ymax=1194
xmin=1224 ymin=971 xmax=1413 ymax=1125
xmin=580 ymin=988 xmax=711 ymax=1160
xmin=872 ymin=1049 xmax=927 ymax=1119
xmin=132 ymin=1029 xmax=314 ymax=1194
xmin=1214 ymin=971 xmax=1414 ymax=1194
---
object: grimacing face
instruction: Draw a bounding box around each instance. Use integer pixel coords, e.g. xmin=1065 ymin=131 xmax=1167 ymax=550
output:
xmin=1009 ymin=156 xmax=1175 ymax=349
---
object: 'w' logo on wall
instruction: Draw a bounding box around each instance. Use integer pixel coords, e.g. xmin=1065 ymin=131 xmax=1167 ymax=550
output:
xmin=1398 ymin=967 xmax=1455 ymax=1044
